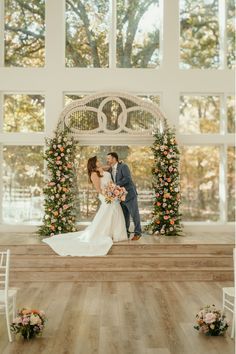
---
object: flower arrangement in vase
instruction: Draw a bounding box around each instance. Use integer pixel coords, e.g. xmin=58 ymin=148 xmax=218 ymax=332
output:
xmin=11 ymin=308 xmax=47 ymax=340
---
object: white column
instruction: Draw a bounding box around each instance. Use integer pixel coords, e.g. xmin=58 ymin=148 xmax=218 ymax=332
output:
xmin=162 ymin=0 xmax=179 ymax=128
xmin=45 ymin=0 xmax=65 ymax=136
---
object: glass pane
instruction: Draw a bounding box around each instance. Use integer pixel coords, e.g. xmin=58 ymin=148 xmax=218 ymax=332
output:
xmin=3 ymin=146 xmax=44 ymax=224
xmin=227 ymin=95 xmax=235 ymax=133
xmin=4 ymin=0 xmax=45 ymax=67
xmin=139 ymin=95 xmax=160 ymax=105
xmin=179 ymin=95 xmax=220 ymax=133
xmin=180 ymin=146 xmax=220 ymax=221
xmin=3 ymin=94 xmax=45 ymax=132
xmin=65 ymin=0 xmax=109 ymax=67
xmin=180 ymin=0 xmax=220 ymax=69
xmin=64 ymin=94 xmax=86 ymax=106
xmin=227 ymin=0 xmax=236 ymax=69
xmin=117 ymin=0 xmax=161 ymax=68
xmin=75 ymin=146 xmax=153 ymax=222
xmin=227 ymin=146 xmax=235 ymax=221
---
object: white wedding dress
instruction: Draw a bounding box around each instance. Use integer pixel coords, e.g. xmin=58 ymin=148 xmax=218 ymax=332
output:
xmin=42 ymin=171 xmax=128 ymax=256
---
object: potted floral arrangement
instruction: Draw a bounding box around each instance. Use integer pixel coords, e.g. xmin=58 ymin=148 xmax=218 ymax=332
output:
xmin=194 ymin=304 xmax=229 ymax=336
xmin=11 ymin=308 xmax=47 ymax=340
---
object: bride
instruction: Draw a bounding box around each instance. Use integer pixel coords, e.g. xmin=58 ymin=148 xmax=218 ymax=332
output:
xmin=42 ymin=156 xmax=128 ymax=256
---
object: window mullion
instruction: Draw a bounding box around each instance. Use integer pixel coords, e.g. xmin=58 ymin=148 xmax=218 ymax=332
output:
xmin=109 ymin=0 xmax=116 ymax=68
xmin=0 ymin=0 xmax=4 ymax=67
xmin=219 ymin=0 xmax=227 ymax=69
xmin=219 ymin=143 xmax=227 ymax=223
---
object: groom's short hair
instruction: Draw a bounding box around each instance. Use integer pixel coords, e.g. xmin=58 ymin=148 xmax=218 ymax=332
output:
xmin=107 ymin=152 xmax=119 ymax=161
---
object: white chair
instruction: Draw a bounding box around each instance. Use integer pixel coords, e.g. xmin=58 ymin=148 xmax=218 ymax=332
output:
xmin=0 ymin=250 xmax=18 ymax=342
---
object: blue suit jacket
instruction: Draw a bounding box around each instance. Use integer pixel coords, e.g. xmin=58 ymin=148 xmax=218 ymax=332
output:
xmin=110 ymin=162 xmax=137 ymax=202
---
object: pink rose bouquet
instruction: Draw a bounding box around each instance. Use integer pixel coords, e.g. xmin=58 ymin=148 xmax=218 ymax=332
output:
xmin=103 ymin=181 xmax=127 ymax=204
xmin=194 ymin=304 xmax=229 ymax=336
xmin=11 ymin=308 xmax=47 ymax=340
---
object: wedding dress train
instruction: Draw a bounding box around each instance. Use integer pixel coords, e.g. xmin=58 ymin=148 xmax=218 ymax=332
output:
xmin=42 ymin=171 xmax=128 ymax=256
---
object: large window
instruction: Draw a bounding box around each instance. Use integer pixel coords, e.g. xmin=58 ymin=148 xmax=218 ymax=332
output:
xmin=180 ymin=0 xmax=235 ymax=69
xmin=180 ymin=146 xmax=220 ymax=221
xmin=0 ymin=1 xmax=234 ymax=229
xmin=65 ymin=0 xmax=162 ymax=68
xmin=2 ymin=146 xmax=44 ymax=224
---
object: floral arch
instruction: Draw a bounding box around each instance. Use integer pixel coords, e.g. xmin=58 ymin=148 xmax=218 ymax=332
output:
xmin=38 ymin=92 xmax=182 ymax=237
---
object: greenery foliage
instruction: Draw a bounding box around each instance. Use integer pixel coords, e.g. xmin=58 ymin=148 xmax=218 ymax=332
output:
xmin=37 ymin=130 xmax=77 ymax=236
xmin=147 ymin=125 xmax=183 ymax=235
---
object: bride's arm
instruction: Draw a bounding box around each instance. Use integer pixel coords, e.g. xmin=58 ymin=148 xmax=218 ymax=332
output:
xmin=91 ymin=172 xmax=103 ymax=195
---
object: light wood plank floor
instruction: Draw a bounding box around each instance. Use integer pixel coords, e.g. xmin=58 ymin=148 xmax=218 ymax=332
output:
xmin=0 ymin=232 xmax=234 ymax=245
xmin=0 ymin=281 xmax=234 ymax=354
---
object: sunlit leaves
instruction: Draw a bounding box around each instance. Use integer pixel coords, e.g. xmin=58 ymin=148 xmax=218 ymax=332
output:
xmin=180 ymin=0 xmax=220 ymax=68
xmin=4 ymin=0 xmax=45 ymax=67
xmin=180 ymin=146 xmax=220 ymax=221
xmin=65 ymin=0 xmax=109 ymax=67
xmin=3 ymin=146 xmax=44 ymax=223
xmin=179 ymin=95 xmax=220 ymax=133
xmin=3 ymin=94 xmax=45 ymax=132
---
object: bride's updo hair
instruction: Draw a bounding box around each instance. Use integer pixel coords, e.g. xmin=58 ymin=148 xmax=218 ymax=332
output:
xmin=87 ymin=156 xmax=103 ymax=183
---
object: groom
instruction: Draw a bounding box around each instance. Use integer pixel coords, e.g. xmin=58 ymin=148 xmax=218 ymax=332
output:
xmin=106 ymin=152 xmax=142 ymax=241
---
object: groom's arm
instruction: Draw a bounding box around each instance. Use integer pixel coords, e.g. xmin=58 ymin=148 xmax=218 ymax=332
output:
xmin=118 ymin=164 xmax=132 ymax=187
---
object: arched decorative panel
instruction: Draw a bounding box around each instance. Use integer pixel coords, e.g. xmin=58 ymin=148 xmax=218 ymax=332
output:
xmin=58 ymin=92 xmax=168 ymax=144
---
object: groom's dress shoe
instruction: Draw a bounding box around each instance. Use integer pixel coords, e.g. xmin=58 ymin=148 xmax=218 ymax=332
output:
xmin=131 ymin=235 xmax=141 ymax=241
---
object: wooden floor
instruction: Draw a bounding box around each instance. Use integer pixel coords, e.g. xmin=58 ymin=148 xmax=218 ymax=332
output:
xmin=0 ymin=232 xmax=234 ymax=282
xmin=0 ymin=281 xmax=234 ymax=354
xmin=0 ymin=231 xmax=234 ymax=245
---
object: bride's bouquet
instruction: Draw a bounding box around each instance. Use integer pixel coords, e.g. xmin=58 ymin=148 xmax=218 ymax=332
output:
xmin=103 ymin=181 xmax=127 ymax=204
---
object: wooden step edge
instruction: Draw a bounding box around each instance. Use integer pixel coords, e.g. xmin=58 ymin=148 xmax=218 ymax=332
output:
xmin=1 ymin=242 xmax=234 ymax=247
xmin=10 ymin=254 xmax=233 ymax=259
xmin=10 ymin=267 xmax=234 ymax=272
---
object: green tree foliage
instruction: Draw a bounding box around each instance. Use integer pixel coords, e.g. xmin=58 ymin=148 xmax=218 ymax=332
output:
xmin=3 ymin=146 xmax=44 ymax=203
xmin=4 ymin=0 xmax=235 ymax=68
xmin=66 ymin=0 xmax=109 ymax=67
xmin=227 ymin=0 xmax=236 ymax=68
xmin=116 ymin=0 xmax=160 ymax=68
xmin=3 ymin=94 xmax=44 ymax=132
xmin=180 ymin=0 xmax=220 ymax=68
xmin=5 ymin=0 xmax=45 ymax=67
xmin=179 ymin=95 xmax=220 ymax=134
xmin=180 ymin=146 xmax=220 ymax=221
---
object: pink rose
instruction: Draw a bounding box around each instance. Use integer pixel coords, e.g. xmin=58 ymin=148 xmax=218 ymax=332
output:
xmin=204 ymin=313 xmax=216 ymax=324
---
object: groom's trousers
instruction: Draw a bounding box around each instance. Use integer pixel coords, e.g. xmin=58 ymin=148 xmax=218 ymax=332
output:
xmin=121 ymin=197 xmax=142 ymax=236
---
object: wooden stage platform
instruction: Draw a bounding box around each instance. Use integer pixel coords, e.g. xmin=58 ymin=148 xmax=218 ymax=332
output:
xmin=0 ymin=232 xmax=234 ymax=282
